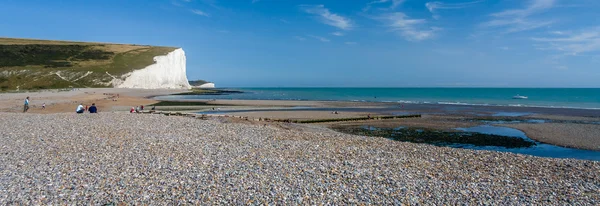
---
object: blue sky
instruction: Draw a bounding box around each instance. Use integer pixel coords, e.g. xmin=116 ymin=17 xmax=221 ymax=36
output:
xmin=1 ymin=0 xmax=599 ymax=87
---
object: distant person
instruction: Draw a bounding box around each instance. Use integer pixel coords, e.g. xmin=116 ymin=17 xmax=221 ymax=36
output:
xmin=135 ymin=106 xmax=140 ymax=113
xmin=42 ymin=103 xmax=46 ymax=110
xmin=85 ymin=105 xmax=88 ymax=111
xmin=151 ymin=105 xmax=156 ymax=111
xmin=141 ymin=105 xmax=144 ymax=110
xmin=89 ymin=103 xmax=97 ymax=113
xmin=130 ymin=107 xmax=135 ymax=113
xmin=76 ymin=104 xmax=84 ymax=114
xmin=23 ymin=97 xmax=30 ymax=112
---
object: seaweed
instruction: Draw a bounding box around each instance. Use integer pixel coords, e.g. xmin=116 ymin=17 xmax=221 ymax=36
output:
xmin=332 ymin=126 xmax=536 ymax=148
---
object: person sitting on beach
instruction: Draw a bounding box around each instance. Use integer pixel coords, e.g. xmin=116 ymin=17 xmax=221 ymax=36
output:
xmin=42 ymin=103 xmax=46 ymax=109
xmin=76 ymin=104 xmax=84 ymax=114
xmin=151 ymin=105 xmax=156 ymax=111
xmin=89 ymin=103 xmax=98 ymax=113
xmin=130 ymin=107 xmax=135 ymax=113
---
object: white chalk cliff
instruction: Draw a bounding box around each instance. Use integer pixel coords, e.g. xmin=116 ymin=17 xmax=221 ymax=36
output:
xmin=114 ymin=48 xmax=191 ymax=89
xmin=198 ymin=83 xmax=215 ymax=88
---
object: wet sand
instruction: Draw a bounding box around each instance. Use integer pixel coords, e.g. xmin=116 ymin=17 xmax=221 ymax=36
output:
xmin=223 ymin=111 xmax=372 ymax=120
xmin=503 ymin=123 xmax=600 ymax=151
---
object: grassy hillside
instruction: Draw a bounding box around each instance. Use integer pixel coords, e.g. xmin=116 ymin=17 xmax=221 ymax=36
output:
xmin=0 ymin=38 xmax=177 ymax=90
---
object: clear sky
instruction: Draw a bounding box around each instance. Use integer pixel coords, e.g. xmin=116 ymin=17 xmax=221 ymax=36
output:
xmin=1 ymin=0 xmax=599 ymax=87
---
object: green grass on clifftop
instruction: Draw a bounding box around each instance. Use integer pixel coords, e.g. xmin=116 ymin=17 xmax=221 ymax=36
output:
xmin=0 ymin=38 xmax=177 ymax=90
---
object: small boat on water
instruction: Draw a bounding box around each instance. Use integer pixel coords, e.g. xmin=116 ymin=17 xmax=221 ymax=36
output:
xmin=513 ymin=95 xmax=528 ymax=99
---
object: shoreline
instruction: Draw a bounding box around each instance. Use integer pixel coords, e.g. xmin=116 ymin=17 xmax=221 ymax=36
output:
xmin=2 ymin=89 xmax=600 ymax=203
xmin=3 ymin=88 xmax=599 ymax=152
xmin=152 ymin=88 xmax=600 ymax=111
xmin=152 ymin=97 xmax=600 ymax=118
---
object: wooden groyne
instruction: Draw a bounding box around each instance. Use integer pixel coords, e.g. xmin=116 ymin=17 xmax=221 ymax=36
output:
xmin=273 ymin=115 xmax=422 ymax=124
xmin=140 ymin=111 xmax=421 ymax=123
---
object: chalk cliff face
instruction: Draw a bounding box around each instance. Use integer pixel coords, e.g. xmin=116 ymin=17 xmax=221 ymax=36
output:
xmin=198 ymin=83 xmax=215 ymax=88
xmin=114 ymin=48 xmax=191 ymax=89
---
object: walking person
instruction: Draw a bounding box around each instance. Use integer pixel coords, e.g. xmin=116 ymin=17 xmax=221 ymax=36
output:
xmin=23 ymin=97 xmax=30 ymax=112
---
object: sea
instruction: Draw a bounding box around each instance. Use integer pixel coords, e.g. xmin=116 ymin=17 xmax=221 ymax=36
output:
xmin=161 ymin=88 xmax=600 ymax=110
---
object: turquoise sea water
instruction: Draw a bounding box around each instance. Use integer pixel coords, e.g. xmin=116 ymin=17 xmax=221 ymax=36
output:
xmin=162 ymin=88 xmax=600 ymax=110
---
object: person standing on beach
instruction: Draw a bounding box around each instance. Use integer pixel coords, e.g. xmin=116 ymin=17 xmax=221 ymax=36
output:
xmin=23 ymin=97 xmax=30 ymax=112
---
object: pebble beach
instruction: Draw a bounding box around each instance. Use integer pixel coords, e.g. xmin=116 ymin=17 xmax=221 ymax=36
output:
xmin=1 ymin=113 xmax=599 ymax=204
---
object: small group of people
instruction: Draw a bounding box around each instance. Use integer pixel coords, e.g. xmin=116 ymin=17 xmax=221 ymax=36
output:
xmin=23 ymin=96 xmax=96 ymax=114
xmin=76 ymin=103 xmax=97 ymax=114
xmin=130 ymin=105 xmax=146 ymax=113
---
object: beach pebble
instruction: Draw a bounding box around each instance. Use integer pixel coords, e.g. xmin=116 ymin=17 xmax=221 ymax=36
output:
xmin=0 ymin=112 xmax=598 ymax=204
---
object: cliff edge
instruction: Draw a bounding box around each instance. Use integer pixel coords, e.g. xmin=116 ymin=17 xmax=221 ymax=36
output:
xmin=115 ymin=48 xmax=190 ymax=89
xmin=0 ymin=38 xmax=191 ymax=90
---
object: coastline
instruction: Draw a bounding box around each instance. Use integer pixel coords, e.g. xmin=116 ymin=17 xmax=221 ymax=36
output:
xmin=148 ymin=97 xmax=600 ymax=152
xmin=156 ymin=87 xmax=600 ymax=111
xmin=3 ymin=88 xmax=599 ymax=152
xmin=2 ymin=88 xmax=600 ymax=203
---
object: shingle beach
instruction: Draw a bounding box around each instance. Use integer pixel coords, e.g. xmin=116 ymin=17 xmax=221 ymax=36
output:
xmin=1 ymin=113 xmax=599 ymax=204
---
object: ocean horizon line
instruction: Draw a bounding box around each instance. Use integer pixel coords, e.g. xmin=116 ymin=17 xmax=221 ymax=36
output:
xmin=216 ymin=87 xmax=600 ymax=89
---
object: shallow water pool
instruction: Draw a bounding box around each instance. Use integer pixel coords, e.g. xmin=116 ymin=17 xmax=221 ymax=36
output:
xmin=456 ymin=125 xmax=600 ymax=161
xmin=492 ymin=112 xmax=533 ymax=117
